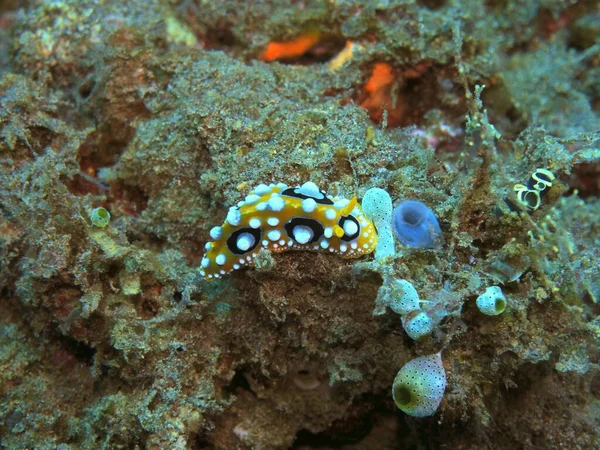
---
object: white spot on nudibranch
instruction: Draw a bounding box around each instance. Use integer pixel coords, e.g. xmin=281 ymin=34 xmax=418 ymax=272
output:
xmin=268 ymin=230 xmax=281 ymax=241
xmin=210 ymin=226 xmax=222 ymax=240
xmin=249 ymin=218 xmax=261 ymax=229
xmin=267 ymin=217 xmax=279 ymax=226
xmin=325 ymin=209 xmax=336 ymax=220
xmin=215 ymin=254 xmax=227 ymax=266
xmin=267 ymin=196 xmax=285 ymax=211
xmin=293 ymin=225 xmax=314 ymax=244
xmin=226 ymin=207 xmax=242 ymax=226
xmin=201 ymin=257 xmax=210 ymax=268
xmin=334 ymin=199 xmax=350 ymax=210
xmin=236 ymin=232 xmax=255 ymax=252
xmin=254 ymin=184 xmax=271 ymax=195
xmin=244 ymin=194 xmax=260 ymax=204
xmin=324 ymin=227 xmax=333 ymax=238
xmin=343 ymin=220 xmax=358 ymax=236
xmin=302 ymin=198 xmax=317 ymax=213
xmin=297 ymin=181 xmax=323 ymax=199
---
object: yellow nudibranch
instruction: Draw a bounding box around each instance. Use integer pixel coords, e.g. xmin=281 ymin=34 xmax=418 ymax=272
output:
xmin=200 ymin=182 xmax=378 ymax=280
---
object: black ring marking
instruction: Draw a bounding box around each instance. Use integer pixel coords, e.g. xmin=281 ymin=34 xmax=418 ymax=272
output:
xmin=517 ymin=190 xmax=541 ymax=211
xmin=226 ymin=227 xmax=262 ymax=255
xmin=338 ymin=215 xmax=360 ymax=242
xmin=527 ymin=173 xmax=552 ymax=192
xmin=284 ymin=217 xmax=324 ymax=244
xmin=281 ymin=188 xmax=334 ymax=205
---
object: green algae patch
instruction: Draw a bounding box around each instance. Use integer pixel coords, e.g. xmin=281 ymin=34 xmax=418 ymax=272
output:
xmin=88 ymin=229 xmax=124 ymax=258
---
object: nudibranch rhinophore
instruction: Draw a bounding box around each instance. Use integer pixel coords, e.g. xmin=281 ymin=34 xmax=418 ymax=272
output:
xmin=199 ymin=182 xmax=378 ymax=280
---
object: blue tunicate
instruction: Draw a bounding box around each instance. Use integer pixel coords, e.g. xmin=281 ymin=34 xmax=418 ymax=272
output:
xmin=392 ymin=200 xmax=443 ymax=249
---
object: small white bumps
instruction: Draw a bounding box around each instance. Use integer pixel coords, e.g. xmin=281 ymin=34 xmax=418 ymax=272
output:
xmin=209 ymin=226 xmax=223 ymax=240
xmin=267 ymin=229 xmax=281 ymax=241
xmin=267 ymin=196 xmax=285 ymax=211
xmin=226 ymin=207 xmax=242 ymax=226
xmin=334 ymin=199 xmax=350 ymax=210
xmin=253 ymin=184 xmax=271 ymax=195
xmin=302 ymin=198 xmax=317 ymax=213
xmin=236 ymin=232 xmax=255 ymax=252
xmin=343 ymin=220 xmax=358 ymax=236
xmin=293 ymin=225 xmax=313 ymax=244
xmin=244 ymin=194 xmax=260 ymax=204
xmin=297 ymin=181 xmax=323 ymax=199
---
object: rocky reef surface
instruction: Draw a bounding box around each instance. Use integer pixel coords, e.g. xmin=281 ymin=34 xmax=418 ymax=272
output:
xmin=0 ymin=0 xmax=599 ymax=449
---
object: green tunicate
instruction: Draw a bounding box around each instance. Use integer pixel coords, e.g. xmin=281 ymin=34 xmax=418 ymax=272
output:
xmin=90 ymin=207 xmax=110 ymax=227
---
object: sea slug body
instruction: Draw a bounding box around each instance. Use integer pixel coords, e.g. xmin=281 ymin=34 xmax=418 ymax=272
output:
xmin=199 ymin=182 xmax=378 ymax=280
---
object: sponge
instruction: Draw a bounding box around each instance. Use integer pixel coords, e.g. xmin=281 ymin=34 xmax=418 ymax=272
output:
xmin=392 ymin=353 xmax=446 ymax=417
xmin=361 ymin=188 xmax=395 ymax=259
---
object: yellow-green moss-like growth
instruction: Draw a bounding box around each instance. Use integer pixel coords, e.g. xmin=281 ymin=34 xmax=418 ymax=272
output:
xmin=392 ymin=353 xmax=446 ymax=417
xmin=90 ymin=207 xmax=111 ymax=228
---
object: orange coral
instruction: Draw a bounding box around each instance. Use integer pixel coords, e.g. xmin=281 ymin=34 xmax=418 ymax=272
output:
xmin=260 ymin=33 xmax=321 ymax=62
xmin=359 ymin=61 xmax=437 ymax=127
xmin=359 ymin=62 xmax=406 ymax=125
xmin=363 ymin=62 xmax=395 ymax=93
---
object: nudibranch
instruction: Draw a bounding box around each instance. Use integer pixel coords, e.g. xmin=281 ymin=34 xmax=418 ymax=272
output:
xmin=199 ymin=182 xmax=378 ymax=280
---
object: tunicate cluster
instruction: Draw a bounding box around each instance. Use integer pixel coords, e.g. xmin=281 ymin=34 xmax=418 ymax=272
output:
xmin=376 ymin=277 xmax=439 ymax=340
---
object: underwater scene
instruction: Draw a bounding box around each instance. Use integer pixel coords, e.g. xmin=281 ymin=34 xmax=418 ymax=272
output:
xmin=0 ymin=0 xmax=599 ymax=449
